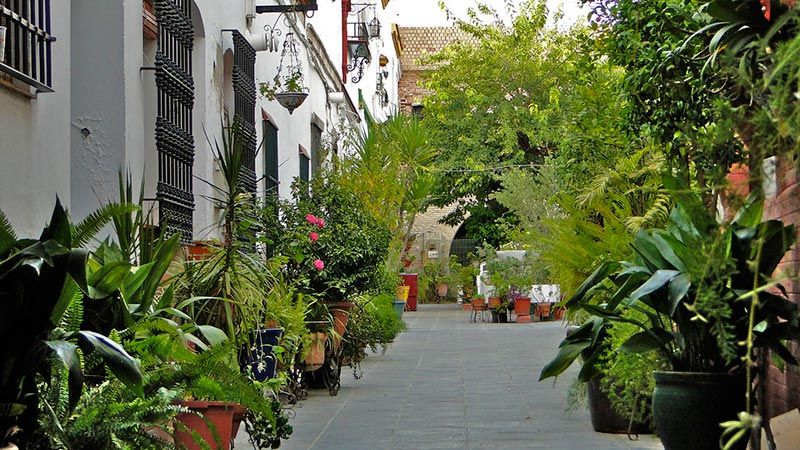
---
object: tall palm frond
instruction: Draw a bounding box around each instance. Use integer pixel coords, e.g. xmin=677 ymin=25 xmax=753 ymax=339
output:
xmin=73 ymin=203 xmax=138 ymax=247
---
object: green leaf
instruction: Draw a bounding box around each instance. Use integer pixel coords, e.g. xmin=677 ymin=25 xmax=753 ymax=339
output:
xmin=632 ymin=230 xmax=671 ymax=271
xmin=620 ymin=329 xmax=672 ymax=353
xmin=539 ymin=342 xmax=589 ymax=381
xmin=74 ymin=331 xmax=143 ymax=391
xmin=40 ymin=198 xmax=72 ymax=248
xmin=44 ymin=340 xmax=83 ymax=411
xmin=0 ymin=209 xmax=17 ymax=256
xmin=732 ymin=193 xmax=763 ymax=228
xmin=50 ymin=277 xmax=81 ymax=328
xmin=667 ymin=273 xmax=691 ymax=315
xmin=651 ymin=232 xmax=688 ymax=272
xmin=197 ymin=325 xmax=229 ymax=347
xmin=88 ymin=261 xmax=132 ymax=299
xmin=629 ymin=269 xmax=680 ymax=302
xmin=565 ymin=261 xmax=620 ymax=307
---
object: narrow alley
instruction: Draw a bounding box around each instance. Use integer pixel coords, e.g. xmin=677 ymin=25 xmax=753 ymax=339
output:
xmin=244 ymin=305 xmax=663 ymax=450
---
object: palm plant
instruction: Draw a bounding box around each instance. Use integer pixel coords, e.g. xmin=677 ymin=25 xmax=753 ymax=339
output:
xmin=177 ymin=120 xmax=274 ymax=342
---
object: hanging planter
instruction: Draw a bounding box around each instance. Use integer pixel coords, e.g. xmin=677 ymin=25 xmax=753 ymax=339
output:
xmin=260 ymin=32 xmax=309 ymax=115
xmin=275 ymin=91 xmax=308 ymax=114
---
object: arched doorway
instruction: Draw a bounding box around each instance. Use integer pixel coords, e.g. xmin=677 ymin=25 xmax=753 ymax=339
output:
xmin=449 ymin=222 xmax=481 ymax=265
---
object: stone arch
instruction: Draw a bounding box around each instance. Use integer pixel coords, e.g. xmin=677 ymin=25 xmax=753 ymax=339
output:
xmin=407 ymin=204 xmax=465 ymax=270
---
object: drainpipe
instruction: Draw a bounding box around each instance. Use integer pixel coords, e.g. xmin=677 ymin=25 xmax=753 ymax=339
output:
xmin=342 ymin=0 xmax=350 ymax=84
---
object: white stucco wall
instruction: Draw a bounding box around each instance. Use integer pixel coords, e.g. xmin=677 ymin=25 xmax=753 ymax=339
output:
xmin=0 ymin=0 xmax=71 ymax=237
xmin=1 ymin=0 xmax=382 ymax=243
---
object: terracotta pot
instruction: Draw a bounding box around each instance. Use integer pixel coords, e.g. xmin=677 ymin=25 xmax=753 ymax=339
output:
xmin=174 ymin=401 xmax=239 ymax=450
xmin=553 ymin=306 xmax=565 ymax=320
xmin=304 ymin=332 xmax=327 ymax=371
xmin=488 ymin=297 xmax=501 ymax=309
xmin=436 ymin=283 xmax=448 ymax=297
xmin=513 ymin=297 xmax=531 ymax=318
xmin=537 ymin=303 xmax=551 ymax=320
xmin=328 ymin=301 xmax=354 ymax=349
xmin=184 ymin=241 xmax=213 ymax=261
xmin=230 ymin=404 xmax=249 ymax=439
xmin=470 ymin=298 xmax=485 ymax=309
xmin=461 ymin=302 xmax=472 ymax=311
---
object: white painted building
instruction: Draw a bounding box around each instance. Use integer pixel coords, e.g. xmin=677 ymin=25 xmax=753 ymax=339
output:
xmin=0 ymin=0 xmax=402 ymax=243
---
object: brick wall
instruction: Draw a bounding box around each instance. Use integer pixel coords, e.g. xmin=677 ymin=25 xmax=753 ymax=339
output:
xmin=762 ymin=156 xmax=800 ymax=418
xmin=398 ymin=69 xmax=426 ymax=114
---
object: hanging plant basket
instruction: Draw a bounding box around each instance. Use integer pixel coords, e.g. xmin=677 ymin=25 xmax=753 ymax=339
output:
xmin=275 ymin=91 xmax=308 ymax=114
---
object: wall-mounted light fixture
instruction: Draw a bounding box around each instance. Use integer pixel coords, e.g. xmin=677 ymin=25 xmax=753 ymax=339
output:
xmin=368 ymin=16 xmax=381 ymax=39
xmin=347 ymin=41 xmax=371 ymax=83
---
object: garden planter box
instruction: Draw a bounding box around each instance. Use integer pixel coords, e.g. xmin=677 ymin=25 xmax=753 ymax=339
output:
xmin=173 ymin=401 xmax=241 ymax=450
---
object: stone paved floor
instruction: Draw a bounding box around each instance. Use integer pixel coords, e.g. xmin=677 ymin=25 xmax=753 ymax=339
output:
xmin=235 ymin=304 xmax=663 ymax=450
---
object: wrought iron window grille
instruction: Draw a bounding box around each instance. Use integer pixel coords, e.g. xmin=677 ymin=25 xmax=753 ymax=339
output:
xmin=222 ymin=29 xmax=258 ymax=194
xmin=0 ymin=0 xmax=56 ymax=92
xmin=153 ymin=0 xmax=195 ymax=243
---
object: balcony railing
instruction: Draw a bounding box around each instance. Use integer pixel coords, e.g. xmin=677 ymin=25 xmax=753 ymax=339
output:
xmin=0 ymin=0 xmax=56 ymax=92
xmin=347 ymin=21 xmax=369 ymax=43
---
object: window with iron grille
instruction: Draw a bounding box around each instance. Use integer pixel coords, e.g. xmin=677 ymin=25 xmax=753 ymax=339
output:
xmin=310 ymin=123 xmax=323 ymax=177
xmin=0 ymin=0 xmax=56 ymax=92
xmin=153 ymin=0 xmax=194 ymax=243
xmin=230 ymin=30 xmax=257 ymax=194
xmin=264 ymin=120 xmax=279 ymax=197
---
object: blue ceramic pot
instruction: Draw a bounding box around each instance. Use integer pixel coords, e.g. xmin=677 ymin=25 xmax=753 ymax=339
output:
xmin=240 ymin=328 xmax=284 ymax=382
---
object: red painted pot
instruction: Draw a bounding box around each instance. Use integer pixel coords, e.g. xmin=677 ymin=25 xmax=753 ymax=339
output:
xmin=513 ymin=297 xmax=531 ymax=317
xmin=174 ymin=401 xmax=240 ymax=450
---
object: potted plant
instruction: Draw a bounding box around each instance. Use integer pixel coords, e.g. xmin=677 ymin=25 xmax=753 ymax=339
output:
xmin=260 ymin=32 xmax=308 ymax=114
xmin=541 ymin=183 xmax=799 ymax=450
xmin=0 ymin=201 xmax=144 ymax=449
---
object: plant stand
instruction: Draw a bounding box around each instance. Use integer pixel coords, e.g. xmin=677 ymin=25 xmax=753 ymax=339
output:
xmin=302 ymin=335 xmax=343 ymax=396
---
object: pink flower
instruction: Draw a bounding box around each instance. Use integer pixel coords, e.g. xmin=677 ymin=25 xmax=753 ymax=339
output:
xmin=314 ymin=259 xmax=325 ymax=271
xmin=309 ymin=232 xmax=319 ymax=242
xmin=316 ymin=218 xmax=325 ymax=229
xmin=306 ymin=214 xmax=317 ymax=225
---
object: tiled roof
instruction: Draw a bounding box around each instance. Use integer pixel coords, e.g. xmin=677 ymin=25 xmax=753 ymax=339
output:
xmin=398 ymin=26 xmax=479 ymax=70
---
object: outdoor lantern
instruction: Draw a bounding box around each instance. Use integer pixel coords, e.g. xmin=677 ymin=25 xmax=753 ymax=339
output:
xmin=368 ymin=16 xmax=381 ymax=39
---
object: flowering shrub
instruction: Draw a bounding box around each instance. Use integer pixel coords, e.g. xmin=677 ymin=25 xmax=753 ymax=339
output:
xmin=263 ymin=176 xmax=391 ymax=303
